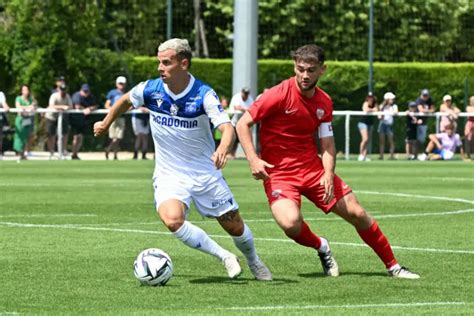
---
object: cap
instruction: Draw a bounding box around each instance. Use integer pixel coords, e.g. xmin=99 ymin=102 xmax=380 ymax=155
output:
xmin=241 ymin=87 xmax=250 ymax=93
xmin=56 ymin=76 xmax=65 ymax=82
xmin=367 ymin=91 xmax=374 ymax=96
xmin=81 ymin=84 xmax=90 ymax=92
xmin=421 ymin=89 xmax=429 ymax=96
xmin=116 ymin=76 xmax=127 ymax=84
xmin=443 ymin=94 xmax=452 ymax=102
xmin=383 ymin=92 xmax=396 ymax=100
xmin=408 ymin=101 xmax=418 ymax=107
xmin=59 ymin=83 xmax=67 ymax=90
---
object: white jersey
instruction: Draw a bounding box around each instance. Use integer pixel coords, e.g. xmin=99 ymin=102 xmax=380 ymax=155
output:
xmin=130 ymin=74 xmax=230 ymax=186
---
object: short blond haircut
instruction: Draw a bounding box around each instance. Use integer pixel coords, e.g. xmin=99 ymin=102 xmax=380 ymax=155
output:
xmin=158 ymin=38 xmax=192 ymax=67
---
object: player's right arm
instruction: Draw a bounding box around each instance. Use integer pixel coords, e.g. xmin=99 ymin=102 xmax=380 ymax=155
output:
xmin=236 ymin=112 xmax=274 ymax=180
xmin=94 ymin=93 xmax=131 ymax=137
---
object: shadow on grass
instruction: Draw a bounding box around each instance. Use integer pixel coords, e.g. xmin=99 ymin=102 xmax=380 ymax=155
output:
xmin=298 ymin=271 xmax=387 ymax=278
xmin=188 ymin=275 xmax=298 ymax=285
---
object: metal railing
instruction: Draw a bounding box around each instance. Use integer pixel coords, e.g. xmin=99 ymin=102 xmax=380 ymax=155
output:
xmin=1 ymin=108 xmax=473 ymax=160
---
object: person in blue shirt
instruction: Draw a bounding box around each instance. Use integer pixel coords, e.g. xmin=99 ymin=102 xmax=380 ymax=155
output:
xmin=104 ymin=76 xmax=127 ymax=160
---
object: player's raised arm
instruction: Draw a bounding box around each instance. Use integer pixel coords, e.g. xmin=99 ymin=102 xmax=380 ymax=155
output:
xmin=93 ymin=92 xmax=131 ymax=137
xmin=236 ymin=111 xmax=274 ymax=180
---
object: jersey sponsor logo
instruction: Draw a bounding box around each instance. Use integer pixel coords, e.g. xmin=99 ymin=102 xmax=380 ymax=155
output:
xmin=285 ymin=109 xmax=297 ymax=115
xmin=316 ymin=108 xmax=325 ymax=120
xmin=150 ymin=113 xmax=198 ymax=129
xmin=211 ymin=197 xmax=233 ymax=208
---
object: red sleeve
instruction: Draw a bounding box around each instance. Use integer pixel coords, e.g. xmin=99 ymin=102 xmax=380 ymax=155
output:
xmin=248 ymin=85 xmax=283 ymax=123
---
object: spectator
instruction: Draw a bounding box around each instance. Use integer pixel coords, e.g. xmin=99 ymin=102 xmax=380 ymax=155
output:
xmin=415 ymin=89 xmax=435 ymax=151
xmin=228 ymin=87 xmax=254 ymax=159
xmin=378 ymin=92 xmax=398 ymax=160
xmin=46 ymin=82 xmax=72 ymax=159
xmin=358 ymin=92 xmax=377 ymax=161
xmin=439 ymin=94 xmax=460 ymax=132
xmin=405 ymin=101 xmax=422 ymax=160
xmin=0 ymin=90 xmax=10 ymax=159
xmin=213 ymin=96 xmax=229 ymax=149
xmin=418 ymin=124 xmax=464 ymax=161
xmin=52 ymin=76 xmax=66 ymax=93
xmin=464 ymin=96 xmax=474 ymax=160
xmin=70 ymin=84 xmax=98 ymax=160
xmin=132 ymin=104 xmax=150 ymax=160
xmin=13 ymin=85 xmax=37 ymax=160
xmin=104 ymin=76 xmax=127 ymax=160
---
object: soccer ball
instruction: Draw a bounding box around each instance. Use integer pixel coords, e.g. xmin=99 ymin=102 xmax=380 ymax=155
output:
xmin=133 ymin=248 xmax=173 ymax=286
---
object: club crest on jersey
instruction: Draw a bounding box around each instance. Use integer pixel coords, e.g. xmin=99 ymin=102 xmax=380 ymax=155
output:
xmin=271 ymin=189 xmax=282 ymax=198
xmin=316 ymin=108 xmax=325 ymax=120
xmin=185 ymin=102 xmax=197 ymax=113
xmin=170 ymin=104 xmax=179 ymax=116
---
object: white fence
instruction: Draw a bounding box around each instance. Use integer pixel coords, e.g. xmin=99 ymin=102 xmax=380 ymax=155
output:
xmin=1 ymin=108 xmax=473 ymax=160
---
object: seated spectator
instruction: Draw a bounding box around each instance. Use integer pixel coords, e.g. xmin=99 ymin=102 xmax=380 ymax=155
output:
xmin=378 ymin=92 xmax=398 ymax=160
xmin=0 ymin=90 xmax=10 ymax=159
xmin=14 ymin=85 xmax=37 ymax=160
xmin=46 ymin=83 xmax=72 ymax=159
xmin=405 ymin=101 xmax=422 ymax=160
xmin=439 ymin=95 xmax=460 ymax=132
xmin=464 ymin=96 xmax=474 ymax=160
xmin=418 ymin=124 xmax=464 ymax=161
xmin=71 ymin=84 xmax=97 ymax=160
xmin=358 ymin=92 xmax=377 ymax=161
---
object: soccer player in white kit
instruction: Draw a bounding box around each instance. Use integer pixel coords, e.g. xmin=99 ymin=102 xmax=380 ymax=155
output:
xmin=94 ymin=38 xmax=271 ymax=281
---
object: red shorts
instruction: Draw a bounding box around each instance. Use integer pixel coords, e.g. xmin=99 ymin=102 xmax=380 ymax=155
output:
xmin=263 ymin=167 xmax=352 ymax=213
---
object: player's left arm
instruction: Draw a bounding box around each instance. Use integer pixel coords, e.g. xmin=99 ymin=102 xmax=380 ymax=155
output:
xmin=319 ymin=122 xmax=336 ymax=204
xmin=213 ymin=122 xmax=235 ymax=169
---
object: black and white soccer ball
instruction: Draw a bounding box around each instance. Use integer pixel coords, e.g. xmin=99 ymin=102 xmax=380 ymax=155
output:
xmin=133 ymin=248 xmax=173 ymax=286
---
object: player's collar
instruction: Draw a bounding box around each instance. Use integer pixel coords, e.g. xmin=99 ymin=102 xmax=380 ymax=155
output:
xmin=163 ymin=73 xmax=195 ymax=101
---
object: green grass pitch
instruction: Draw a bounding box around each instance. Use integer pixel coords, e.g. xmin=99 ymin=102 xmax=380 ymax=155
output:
xmin=0 ymin=160 xmax=473 ymax=314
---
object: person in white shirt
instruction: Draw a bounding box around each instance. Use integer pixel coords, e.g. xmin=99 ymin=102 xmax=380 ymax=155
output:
xmin=377 ymin=92 xmax=398 ymax=160
xmin=93 ymin=38 xmax=271 ymax=281
xmin=228 ymin=87 xmax=254 ymax=159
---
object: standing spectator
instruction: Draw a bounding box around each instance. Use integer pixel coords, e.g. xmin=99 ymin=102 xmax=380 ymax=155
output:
xmin=418 ymin=124 xmax=464 ymax=161
xmin=46 ymin=83 xmax=72 ymax=159
xmin=70 ymin=84 xmax=98 ymax=160
xmin=378 ymin=92 xmax=398 ymax=160
xmin=358 ymin=92 xmax=377 ymax=161
xmin=13 ymin=85 xmax=37 ymax=160
xmin=439 ymin=95 xmax=461 ymax=132
xmin=0 ymin=90 xmax=10 ymax=159
xmin=104 ymin=76 xmax=127 ymax=160
xmin=132 ymin=105 xmax=150 ymax=160
xmin=415 ymin=89 xmax=435 ymax=151
xmin=464 ymin=96 xmax=474 ymax=160
xmin=52 ymin=76 xmax=66 ymax=93
xmin=405 ymin=101 xmax=422 ymax=160
xmin=227 ymin=87 xmax=254 ymax=159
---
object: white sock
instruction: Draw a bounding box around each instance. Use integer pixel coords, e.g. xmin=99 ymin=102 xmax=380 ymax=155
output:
xmin=232 ymin=224 xmax=258 ymax=264
xmin=318 ymin=237 xmax=330 ymax=254
xmin=173 ymin=221 xmax=232 ymax=261
xmin=388 ymin=263 xmax=401 ymax=271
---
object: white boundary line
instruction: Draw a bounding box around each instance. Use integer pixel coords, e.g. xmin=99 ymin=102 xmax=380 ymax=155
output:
xmin=219 ymin=301 xmax=466 ymax=311
xmin=1 ymin=221 xmax=473 ymax=255
xmin=0 ymin=214 xmax=97 ymax=218
xmin=355 ymin=191 xmax=474 ymax=205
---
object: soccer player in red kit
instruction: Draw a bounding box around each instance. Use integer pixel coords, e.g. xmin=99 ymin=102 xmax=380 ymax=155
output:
xmin=236 ymin=44 xmax=419 ymax=279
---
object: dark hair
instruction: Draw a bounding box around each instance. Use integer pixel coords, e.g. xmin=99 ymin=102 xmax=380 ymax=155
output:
xmin=19 ymin=84 xmax=30 ymax=96
xmin=291 ymin=44 xmax=325 ymax=65
xmin=365 ymin=94 xmax=377 ymax=107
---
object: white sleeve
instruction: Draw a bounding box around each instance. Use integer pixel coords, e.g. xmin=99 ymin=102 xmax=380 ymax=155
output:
xmin=129 ymin=81 xmax=148 ymax=108
xmin=0 ymin=92 xmax=5 ymax=105
xmin=204 ymin=90 xmax=230 ymax=128
xmin=318 ymin=122 xmax=334 ymax=138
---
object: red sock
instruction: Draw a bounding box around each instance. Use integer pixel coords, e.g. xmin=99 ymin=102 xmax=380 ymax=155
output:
xmin=289 ymin=221 xmax=321 ymax=249
xmin=357 ymin=221 xmax=397 ymax=269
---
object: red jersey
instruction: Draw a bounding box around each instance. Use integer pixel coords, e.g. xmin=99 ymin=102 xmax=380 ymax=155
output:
xmin=248 ymin=77 xmax=333 ymax=172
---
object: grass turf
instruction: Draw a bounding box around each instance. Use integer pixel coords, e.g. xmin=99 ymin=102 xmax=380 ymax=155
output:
xmin=0 ymin=160 xmax=473 ymax=315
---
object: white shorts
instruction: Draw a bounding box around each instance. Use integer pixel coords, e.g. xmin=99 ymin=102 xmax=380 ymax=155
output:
xmin=152 ymin=176 xmax=239 ymax=218
xmin=132 ymin=116 xmax=150 ymax=135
